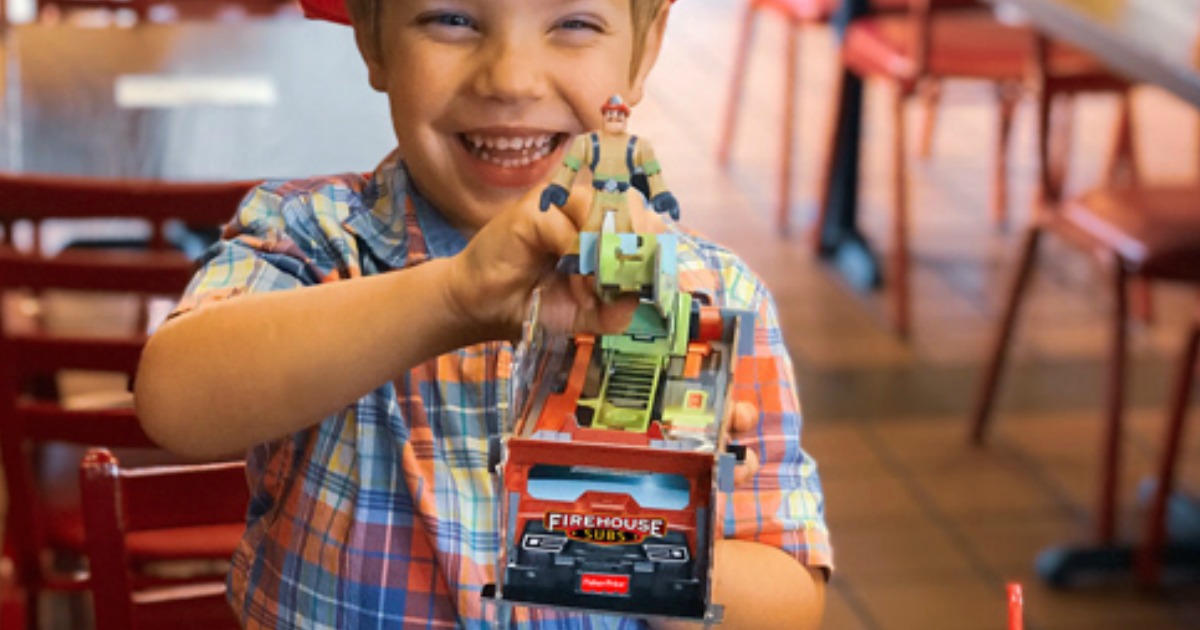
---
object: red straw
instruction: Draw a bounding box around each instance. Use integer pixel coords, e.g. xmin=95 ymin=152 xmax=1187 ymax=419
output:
xmin=1007 ymin=583 xmax=1024 ymax=630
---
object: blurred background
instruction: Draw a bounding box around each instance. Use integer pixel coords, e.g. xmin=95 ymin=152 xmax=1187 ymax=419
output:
xmin=1 ymin=0 xmax=1200 ymax=628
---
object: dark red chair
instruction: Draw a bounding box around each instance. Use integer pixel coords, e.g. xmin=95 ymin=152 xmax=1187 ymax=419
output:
xmin=33 ymin=0 xmax=294 ymax=21
xmin=718 ymin=0 xmax=912 ymax=235
xmin=80 ymin=449 xmax=246 ymax=630
xmin=814 ymin=0 xmax=1135 ymax=337
xmin=1138 ymin=313 xmax=1199 ymax=585
xmin=0 ymin=173 xmax=254 ymax=629
xmin=1 ymin=534 xmax=26 ymax=630
xmin=970 ymin=36 xmax=1200 ymax=574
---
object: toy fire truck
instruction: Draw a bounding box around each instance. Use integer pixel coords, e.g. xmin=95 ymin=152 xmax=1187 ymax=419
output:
xmin=484 ymin=97 xmax=754 ymax=627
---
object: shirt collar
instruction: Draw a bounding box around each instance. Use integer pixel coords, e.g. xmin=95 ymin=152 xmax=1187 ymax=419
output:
xmin=408 ymin=180 xmax=470 ymax=259
xmin=342 ymin=152 xmax=469 ymax=268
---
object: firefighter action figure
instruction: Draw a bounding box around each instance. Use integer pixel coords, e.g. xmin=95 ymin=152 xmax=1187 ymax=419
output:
xmin=539 ymin=95 xmax=680 ymax=238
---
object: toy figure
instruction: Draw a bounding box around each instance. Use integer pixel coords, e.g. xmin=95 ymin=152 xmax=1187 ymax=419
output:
xmin=539 ymin=96 xmax=684 ymax=301
xmin=486 ymin=96 xmax=755 ymax=627
xmin=540 ymin=95 xmax=680 ymax=242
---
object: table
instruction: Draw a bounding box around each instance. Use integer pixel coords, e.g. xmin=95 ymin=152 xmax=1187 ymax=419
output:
xmin=815 ymin=0 xmax=1200 ymax=291
xmin=984 ymin=0 xmax=1200 ymax=588
xmin=1 ymin=17 xmax=394 ymax=180
xmin=991 ymin=0 xmax=1200 ymax=107
xmin=815 ymin=0 xmax=883 ymax=292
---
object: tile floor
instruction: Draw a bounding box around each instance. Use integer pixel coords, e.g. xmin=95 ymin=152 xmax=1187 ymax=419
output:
xmin=4 ymin=0 xmax=1200 ymax=628
xmin=638 ymin=3 xmax=1200 ymax=629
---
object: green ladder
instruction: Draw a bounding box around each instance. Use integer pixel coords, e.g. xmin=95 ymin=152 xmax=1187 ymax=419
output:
xmin=594 ymin=353 xmax=661 ymax=432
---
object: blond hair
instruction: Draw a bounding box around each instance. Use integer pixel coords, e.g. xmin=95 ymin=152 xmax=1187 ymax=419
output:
xmin=350 ymin=0 xmax=667 ymax=75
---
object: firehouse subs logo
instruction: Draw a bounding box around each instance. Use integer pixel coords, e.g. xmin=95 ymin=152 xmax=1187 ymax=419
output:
xmin=544 ymin=512 xmax=667 ymax=545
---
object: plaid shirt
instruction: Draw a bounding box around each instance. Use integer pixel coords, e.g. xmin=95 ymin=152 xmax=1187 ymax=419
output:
xmin=177 ymin=153 xmax=831 ymax=629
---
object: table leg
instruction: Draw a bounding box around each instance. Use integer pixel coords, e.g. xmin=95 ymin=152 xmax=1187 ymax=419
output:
xmin=815 ymin=0 xmax=882 ymax=291
xmin=1036 ymin=316 xmax=1200 ymax=588
xmin=1036 ymin=491 xmax=1200 ymax=587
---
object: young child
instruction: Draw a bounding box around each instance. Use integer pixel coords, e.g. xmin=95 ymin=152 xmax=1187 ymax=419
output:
xmin=134 ymin=0 xmax=831 ymax=627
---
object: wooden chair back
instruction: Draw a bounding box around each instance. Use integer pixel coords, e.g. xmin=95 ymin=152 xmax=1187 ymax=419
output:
xmin=1028 ymin=33 xmax=1137 ymax=203
xmin=906 ymin=0 xmax=988 ymax=79
xmin=80 ymin=448 xmax=246 ymax=630
xmin=34 ymin=0 xmax=294 ymax=21
xmin=0 ymin=531 xmax=26 ymax=630
xmin=0 ymin=173 xmax=254 ymax=626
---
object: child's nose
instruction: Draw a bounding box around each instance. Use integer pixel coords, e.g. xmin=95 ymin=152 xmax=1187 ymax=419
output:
xmin=472 ymin=38 xmax=547 ymax=103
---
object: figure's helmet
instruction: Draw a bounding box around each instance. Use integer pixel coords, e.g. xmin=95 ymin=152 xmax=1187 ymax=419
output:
xmin=600 ymin=95 xmax=631 ymax=117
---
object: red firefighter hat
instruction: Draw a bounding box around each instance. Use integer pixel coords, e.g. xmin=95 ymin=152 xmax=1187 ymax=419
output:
xmin=297 ymin=0 xmax=676 ymax=26
xmin=299 ymin=0 xmax=350 ymax=24
xmin=600 ymin=94 xmax=631 ymax=116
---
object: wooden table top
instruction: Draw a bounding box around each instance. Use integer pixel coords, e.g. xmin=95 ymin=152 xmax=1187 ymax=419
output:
xmin=986 ymin=0 xmax=1200 ymax=106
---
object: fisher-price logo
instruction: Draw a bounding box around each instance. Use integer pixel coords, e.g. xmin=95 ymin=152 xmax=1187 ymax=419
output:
xmin=544 ymin=512 xmax=667 ymax=545
xmin=580 ymin=573 xmax=631 ymax=596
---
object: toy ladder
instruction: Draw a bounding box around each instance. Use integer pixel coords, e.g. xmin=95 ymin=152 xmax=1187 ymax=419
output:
xmin=596 ymin=353 xmax=660 ymax=430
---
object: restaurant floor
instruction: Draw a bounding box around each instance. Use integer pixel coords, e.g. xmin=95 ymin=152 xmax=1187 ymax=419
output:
xmin=4 ymin=0 xmax=1200 ymax=628
xmin=642 ymin=3 xmax=1200 ymax=629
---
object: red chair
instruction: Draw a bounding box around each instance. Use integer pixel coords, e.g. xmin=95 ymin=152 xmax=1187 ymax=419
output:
xmin=970 ymin=36 xmax=1200 ymax=576
xmin=1 ymin=534 xmax=26 ymax=630
xmin=80 ymin=449 xmax=246 ymax=630
xmin=33 ymin=0 xmax=294 ymax=21
xmin=1138 ymin=313 xmax=1199 ymax=585
xmin=0 ymin=173 xmax=254 ymax=629
xmin=718 ymin=0 xmax=912 ymax=235
xmin=814 ymin=0 xmax=1135 ymax=337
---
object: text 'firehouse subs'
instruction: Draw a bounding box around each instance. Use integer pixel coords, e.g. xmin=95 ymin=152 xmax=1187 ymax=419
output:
xmin=544 ymin=512 xmax=668 ymax=544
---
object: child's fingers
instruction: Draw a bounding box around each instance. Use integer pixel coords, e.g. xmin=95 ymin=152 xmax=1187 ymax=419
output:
xmin=535 ymin=279 xmax=579 ymax=335
xmin=539 ymin=207 xmax=580 ymax=257
xmin=535 ymin=277 xmax=636 ymax=336
xmin=733 ymin=446 xmax=760 ymax=487
xmin=568 ymin=274 xmax=595 ymax=312
xmin=574 ymin=294 xmax=638 ymax=335
xmin=728 ymin=401 xmax=760 ymax=487
xmin=731 ymin=401 xmax=759 ymax=435
xmin=562 ymin=180 xmax=594 ymax=227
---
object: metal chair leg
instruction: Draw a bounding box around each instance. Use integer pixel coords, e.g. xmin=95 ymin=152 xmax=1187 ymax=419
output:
xmin=970 ymin=228 xmax=1044 ymax=444
xmin=992 ymin=82 xmax=1021 ymax=229
xmin=717 ymin=1 xmax=759 ymax=169
xmin=890 ymin=83 xmax=912 ymax=338
xmin=1137 ymin=318 xmax=1200 ymax=584
xmin=777 ymin=18 xmax=800 ymax=235
xmin=1097 ymin=259 xmax=1130 ymax=545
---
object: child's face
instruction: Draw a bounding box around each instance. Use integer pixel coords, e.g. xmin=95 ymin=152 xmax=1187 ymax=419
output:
xmin=361 ymin=0 xmax=666 ymax=232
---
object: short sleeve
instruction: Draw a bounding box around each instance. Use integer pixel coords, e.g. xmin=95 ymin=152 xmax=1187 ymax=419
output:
xmin=720 ymin=262 xmax=833 ymax=573
xmin=172 ymin=182 xmax=362 ymax=318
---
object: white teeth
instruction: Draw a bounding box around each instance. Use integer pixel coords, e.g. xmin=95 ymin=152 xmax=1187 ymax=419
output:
xmin=462 ymin=132 xmax=557 ymax=168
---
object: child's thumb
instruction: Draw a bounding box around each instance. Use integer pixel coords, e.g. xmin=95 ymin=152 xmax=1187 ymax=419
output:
xmin=529 ymin=203 xmax=580 ymax=258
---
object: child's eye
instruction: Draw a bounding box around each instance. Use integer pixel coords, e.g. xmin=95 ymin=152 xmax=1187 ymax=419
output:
xmin=552 ymin=14 xmax=606 ymax=44
xmin=416 ymin=11 xmax=478 ymax=33
xmin=558 ymin=18 xmax=602 ymax=32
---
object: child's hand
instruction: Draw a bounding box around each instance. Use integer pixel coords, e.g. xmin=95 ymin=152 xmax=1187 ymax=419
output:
xmin=443 ymin=187 xmax=638 ymax=342
xmin=729 ymin=401 xmax=761 ymax=487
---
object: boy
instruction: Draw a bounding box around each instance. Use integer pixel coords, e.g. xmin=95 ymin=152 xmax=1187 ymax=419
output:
xmin=134 ymin=0 xmax=831 ymax=627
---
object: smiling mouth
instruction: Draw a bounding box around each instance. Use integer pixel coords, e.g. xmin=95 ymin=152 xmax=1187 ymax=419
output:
xmin=459 ymin=132 xmax=569 ymax=168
